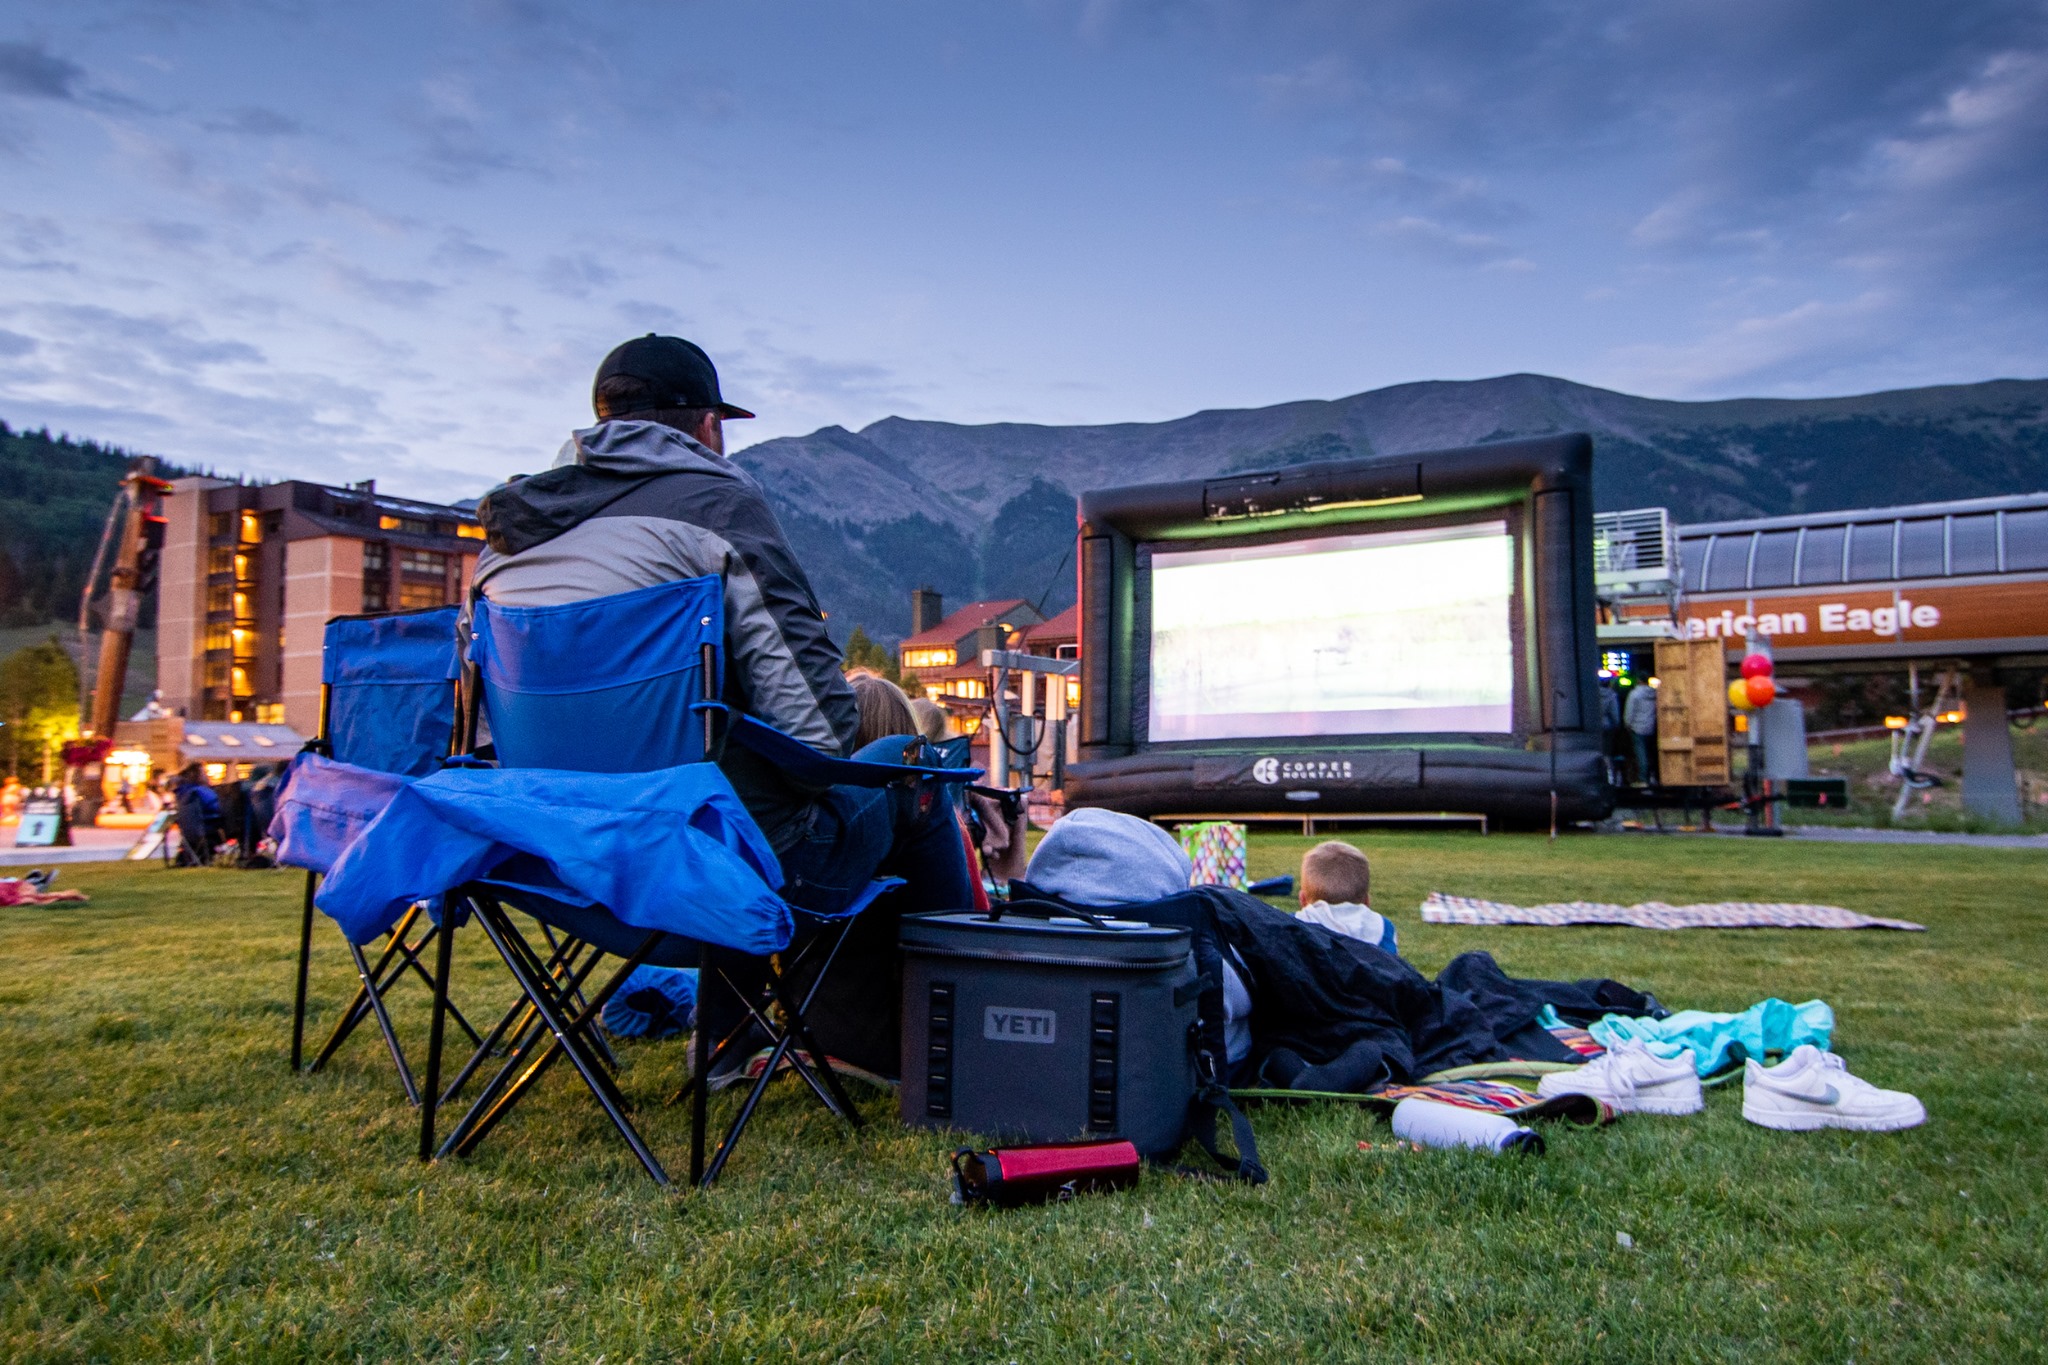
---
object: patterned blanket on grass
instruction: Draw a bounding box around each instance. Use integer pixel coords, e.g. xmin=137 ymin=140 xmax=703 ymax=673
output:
xmin=1421 ymin=892 xmax=1925 ymax=932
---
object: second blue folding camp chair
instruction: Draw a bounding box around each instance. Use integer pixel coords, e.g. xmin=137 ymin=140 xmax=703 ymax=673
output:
xmin=289 ymin=606 xmax=481 ymax=1107
xmin=422 ymin=575 xmax=978 ymax=1187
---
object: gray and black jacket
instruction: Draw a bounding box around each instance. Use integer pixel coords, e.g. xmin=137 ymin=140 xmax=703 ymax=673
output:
xmin=470 ymin=419 xmax=859 ymax=848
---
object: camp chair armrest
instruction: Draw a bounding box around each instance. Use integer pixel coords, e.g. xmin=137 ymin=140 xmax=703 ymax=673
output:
xmin=726 ymin=713 xmax=982 ymax=789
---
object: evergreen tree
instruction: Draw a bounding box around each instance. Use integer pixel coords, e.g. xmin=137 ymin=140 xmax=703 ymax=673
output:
xmin=840 ymin=625 xmax=899 ymax=682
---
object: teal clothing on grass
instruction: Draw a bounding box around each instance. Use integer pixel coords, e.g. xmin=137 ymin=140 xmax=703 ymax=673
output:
xmin=1558 ymin=998 xmax=1834 ymax=1076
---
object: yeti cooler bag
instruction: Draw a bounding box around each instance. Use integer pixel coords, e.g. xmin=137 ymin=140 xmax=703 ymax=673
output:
xmin=899 ymin=907 xmax=1198 ymax=1155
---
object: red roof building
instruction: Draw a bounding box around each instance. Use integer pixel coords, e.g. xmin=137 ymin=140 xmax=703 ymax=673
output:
xmin=1018 ymin=604 xmax=1078 ymax=659
xmin=898 ymin=596 xmax=1043 ymax=706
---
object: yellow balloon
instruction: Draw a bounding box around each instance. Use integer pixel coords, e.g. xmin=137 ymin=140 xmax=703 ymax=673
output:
xmin=1727 ymin=678 xmax=1754 ymax=711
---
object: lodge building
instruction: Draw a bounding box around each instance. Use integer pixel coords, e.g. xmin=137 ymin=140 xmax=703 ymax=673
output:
xmin=155 ymin=476 xmax=482 ymax=736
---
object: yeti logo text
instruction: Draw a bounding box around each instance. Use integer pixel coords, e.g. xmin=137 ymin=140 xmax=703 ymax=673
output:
xmin=1252 ymin=757 xmax=1280 ymax=784
xmin=984 ymin=1007 xmax=1057 ymax=1044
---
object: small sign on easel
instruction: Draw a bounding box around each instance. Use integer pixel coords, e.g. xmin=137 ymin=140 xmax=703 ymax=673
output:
xmin=14 ymin=793 xmax=70 ymax=848
xmin=126 ymin=810 xmax=174 ymax=861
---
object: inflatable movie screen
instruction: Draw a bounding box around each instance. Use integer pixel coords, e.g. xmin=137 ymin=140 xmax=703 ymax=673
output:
xmin=1068 ymin=434 xmax=1613 ymax=826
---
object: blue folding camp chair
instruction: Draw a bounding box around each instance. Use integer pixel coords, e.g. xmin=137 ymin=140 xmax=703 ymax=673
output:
xmin=290 ymin=606 xmax=484 ymax=1114
xmin=427 ymin=575 xmax=978 ymax=1187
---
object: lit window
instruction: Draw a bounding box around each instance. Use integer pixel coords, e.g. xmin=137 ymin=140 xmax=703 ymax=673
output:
xmin=205 ymin=622 xmax=232 ymax=652
xmin=901 ymin=647 xmax=956 ymax=671
xmin=399 ymin=580 xmax=449 ymax=609
xmin=1067 ymin=678 xmax=1080 ymax=708
xmin=230 ymin=666 xmax=253 ymax=697
xmin=230 ymin=627 xmax=255 ymax=659
xmin=234 ymin=553 xmax=254 ymax=582
xmin=951 ymin=678 xmax=987 ymax=700
xmin=240 ymin=510 xmax=262 ymax=544
xmin=208 ymin=546 xmax=234 ymax=575
xmin=254 ymin=704 xmax=285 ymax=725
xmin=456 ymin=523 xmax=486 ymax=540
xmin=232 ymin=591 xmax=253 ymax=621
xmin=400 ymin=549 xmax=448 ymax=576
xmin=380 ymin=515 xmax=431 ymax=535
xmin=203 ymin=763 xmax=227 ymax=782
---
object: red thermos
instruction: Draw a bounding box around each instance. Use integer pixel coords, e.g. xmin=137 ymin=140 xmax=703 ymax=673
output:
xmin=951 ymin=1140 xmax=1142 ymax=1207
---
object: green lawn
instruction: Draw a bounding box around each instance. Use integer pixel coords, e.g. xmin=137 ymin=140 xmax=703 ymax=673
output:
xmin=2 ymin=835 xmax=2043 ymax=1363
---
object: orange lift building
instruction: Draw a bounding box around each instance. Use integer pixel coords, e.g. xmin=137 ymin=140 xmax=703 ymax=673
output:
xmin=1675 ymin=491 xmax=2048 ymax=823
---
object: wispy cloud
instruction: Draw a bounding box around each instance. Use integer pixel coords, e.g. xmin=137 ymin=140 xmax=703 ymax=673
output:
xmin=0 ymin=40 xmax=84 ymax=101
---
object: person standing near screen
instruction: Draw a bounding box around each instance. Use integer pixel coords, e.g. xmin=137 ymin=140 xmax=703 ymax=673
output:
xmin=1624 ymin=679 xmax=1660 ymax=786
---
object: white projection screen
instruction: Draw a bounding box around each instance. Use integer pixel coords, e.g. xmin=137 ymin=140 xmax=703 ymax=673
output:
xmin=1147 ymin=520 xmax=1516 ymax=742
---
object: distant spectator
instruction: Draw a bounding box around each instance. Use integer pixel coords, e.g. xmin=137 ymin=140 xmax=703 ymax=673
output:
xmin=846 ymin=670 xmax=916 ymax=749
xmin=1624 ymin=680 xmax=1660 ymax=786
xmin=907 ymin=697 xmax=949 ymax=744
xmin=172 ymin=763 xmax=224 ymax=866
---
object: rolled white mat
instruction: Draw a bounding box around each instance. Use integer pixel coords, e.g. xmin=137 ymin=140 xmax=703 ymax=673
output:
xmin=1391 ymin=1097 xmax=1545 ymax=1155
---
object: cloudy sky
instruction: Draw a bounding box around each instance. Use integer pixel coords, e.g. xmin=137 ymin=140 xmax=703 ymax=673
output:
xmin=2 ymin=0 xmax=2044 ymax=499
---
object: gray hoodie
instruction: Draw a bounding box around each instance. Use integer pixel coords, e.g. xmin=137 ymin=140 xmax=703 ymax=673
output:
xmin=472 ymin=419 xmax=859 ymax=848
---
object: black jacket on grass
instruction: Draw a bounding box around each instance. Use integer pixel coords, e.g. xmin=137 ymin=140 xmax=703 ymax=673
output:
xmin=472 ymin=420 xmax=860 ymax=850
xmin=1199 ymin=889 xmax=1662 ymax=1089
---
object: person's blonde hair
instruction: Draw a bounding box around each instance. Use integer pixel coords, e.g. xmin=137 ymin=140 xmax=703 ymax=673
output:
xmin=1300 ymin=840 xmax=1371 ymax=905
xmin=847 ymin=670 xmax=916 ymax=748
xmin=907 ymin=696 xmax=949 ymax=743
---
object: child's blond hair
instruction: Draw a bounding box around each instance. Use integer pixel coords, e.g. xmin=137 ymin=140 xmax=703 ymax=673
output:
xmin=1300 ymin=840 xmax=1371 ymax=906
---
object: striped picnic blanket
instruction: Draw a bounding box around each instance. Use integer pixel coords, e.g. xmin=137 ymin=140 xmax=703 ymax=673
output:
xmin=1421 ymin=892 xmax=1925 ymax=932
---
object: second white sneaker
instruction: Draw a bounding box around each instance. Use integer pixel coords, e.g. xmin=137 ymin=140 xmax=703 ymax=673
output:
xmin=1536 ymin=1040 xmax=1704 ymax=1115
xmin=1742 ymin=1045 xmax=1926 ymax=1132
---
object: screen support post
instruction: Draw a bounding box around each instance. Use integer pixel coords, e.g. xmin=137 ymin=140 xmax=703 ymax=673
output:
xmin=982 ymin=649 xmax=1080 ymax=792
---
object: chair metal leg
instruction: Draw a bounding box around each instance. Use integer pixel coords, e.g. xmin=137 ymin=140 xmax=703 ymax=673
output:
xmin=690 ymin=940 xmax=710 ymax=1187
xmin=437 ymin=931 xmax=588 ymax=1107
xmin=439 ymin=933 xmax=614 ymax=1157
xmin=522 ymin=925 xmax=621 ymax=1074
xmin=308 ymin=904 xmax=425 ymax=1074
xmin=465 ymin=902 xmax=669 ymax=1186
xmin=394 ymin=925 xmax=484 ymax=1048
xmin=348 ymin=938 xmax=421 ymax=1107
xmin=702 ymin=1016 xmax=798 ymax=1187
xmin=769 ymin=960 xmax=865 ymax=1131
xmin=448 ymin=932 xmax=656 ymax=1161
xmin=420 ymin=908 xmax=456 ymax=1162
xmin=290 ymin=871 xmax=317 ymax=1071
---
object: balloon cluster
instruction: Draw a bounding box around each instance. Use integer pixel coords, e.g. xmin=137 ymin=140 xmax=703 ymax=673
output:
xmin=1727 ymin=652 xmax=1776 ymax=711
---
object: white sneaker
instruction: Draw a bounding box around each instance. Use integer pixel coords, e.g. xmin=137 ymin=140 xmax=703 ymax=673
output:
xmin=1536 ymin=1040 xmax=1703 ymax=1115
xmin=1742 ymin=1045 xmax=1926 ymax=1132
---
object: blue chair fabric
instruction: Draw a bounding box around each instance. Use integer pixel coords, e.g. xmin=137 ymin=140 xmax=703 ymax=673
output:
xmin=421 ymin=575 xmax=976 ymax=1187
xmin=285 ymin=605 xmax=469 ymax=1131
xmin=322 ymin=606 xmax=461 ymax=777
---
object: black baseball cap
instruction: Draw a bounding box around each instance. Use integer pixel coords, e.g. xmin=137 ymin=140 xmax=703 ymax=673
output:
xmin=592 ymin=334 xmax=756 ymax=421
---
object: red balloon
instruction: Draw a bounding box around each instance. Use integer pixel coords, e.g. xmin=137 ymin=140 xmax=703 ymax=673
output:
xmin=1740 ymin=653 xmax=1774 ymax=679
xmin=1744 ymin=675 xmax=1777 ymax=708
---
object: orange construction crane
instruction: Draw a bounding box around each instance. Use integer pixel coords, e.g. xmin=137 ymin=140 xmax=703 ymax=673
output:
xmin=78 ymin=459 xmax=172 ymax=739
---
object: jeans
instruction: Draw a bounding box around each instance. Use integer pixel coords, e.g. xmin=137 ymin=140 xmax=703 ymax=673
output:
xmin=1631 ymin=731 xmax=1656 ymax=786
xmin=699 ymin=734 xmax=976 ymax=1078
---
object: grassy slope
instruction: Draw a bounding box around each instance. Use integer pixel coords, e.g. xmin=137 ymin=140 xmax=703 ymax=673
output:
xmin=1 ymin=836 xmax=2043 ymax=1363
xmin=1793 ymin=729 xmax=2048 ymax=831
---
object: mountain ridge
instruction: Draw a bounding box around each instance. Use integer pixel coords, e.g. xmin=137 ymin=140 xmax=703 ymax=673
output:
xmin=732 ymin=373 xmax=2048 ymax=644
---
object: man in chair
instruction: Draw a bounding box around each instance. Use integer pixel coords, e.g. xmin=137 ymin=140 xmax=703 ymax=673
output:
xmin=470 ymin=334 xmax=975 ymax=1076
